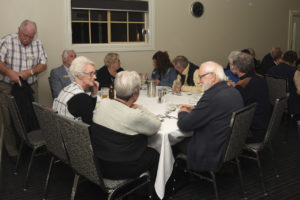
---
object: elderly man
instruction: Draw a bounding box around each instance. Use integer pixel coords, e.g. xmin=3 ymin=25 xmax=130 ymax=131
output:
xmin=231 ymin=52 xmax=271 ymax=143
xmin=0 ymin=19 xmax=47 ymax=161
xmin=49 ymin=50 xmax=77 ymax=98
xmin=174 ymin=61 xmax=243 ymax=172
xmin=52 ymin=56 xmax=99 ymax=125
xmin=172 ymin=55 xmax=202 ymax=93
xmin=91 ymin=71 xmax=160 ymax=197
xmin=260 ymin=47 xmax=282 ymax=75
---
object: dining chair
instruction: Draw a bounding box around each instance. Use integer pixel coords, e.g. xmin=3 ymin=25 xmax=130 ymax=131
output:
xmin=241 ymin=97 xmax=287 ymax=196
xmin=4 ymin=93 xmax=46 ymax=190
xmin=172 ymin=103 xmax=257 ymax=200
xmin=264 ymin=75 xmax=289 ymax=106
xmin=32 ymin=102 xmax=69 ymax=200
xmin=57 ymin=115 xmax=151 ymax=200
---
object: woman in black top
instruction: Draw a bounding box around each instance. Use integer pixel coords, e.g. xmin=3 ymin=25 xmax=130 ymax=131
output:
xmin=96 ymin=53 xmax=124 ymax=89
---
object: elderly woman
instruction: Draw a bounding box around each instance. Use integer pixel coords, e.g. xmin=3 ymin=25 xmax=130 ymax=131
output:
xmin=91 ymin=71 xmax=160 ymax=185
xmin=52 ymin=56 xmax=99 ymax=125
xmin=224 ymin=51 xmax=240 ymax=83
xmin=152 ymin=51 xmax=177 ymax=87
xmin=96 ymin=52 xmax=124 ymax=89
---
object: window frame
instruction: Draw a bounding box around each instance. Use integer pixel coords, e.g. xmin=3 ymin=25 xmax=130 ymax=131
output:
xmin=65 ymin=0 xmax=155 ymax=52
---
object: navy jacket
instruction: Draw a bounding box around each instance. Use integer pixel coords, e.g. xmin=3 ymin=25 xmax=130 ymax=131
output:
xmin=96 ymin=65 xmax=124 ymax=89
xmin=260 ymin=53 xmax=276 ymax=75
xmin=177 ymin=81 xmax=243 ymax=172
xmin=235 ymin=72 xmax=271 ymax=141
xmin=267 ymin=63 xmax=300 ymax=114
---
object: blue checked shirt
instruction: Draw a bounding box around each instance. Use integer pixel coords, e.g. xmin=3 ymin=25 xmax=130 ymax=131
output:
xmin=0 ymin=33 xmax=47 ymax=84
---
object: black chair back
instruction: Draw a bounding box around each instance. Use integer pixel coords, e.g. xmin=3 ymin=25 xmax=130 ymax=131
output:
xmin=223 ymin=103 xmax=257 ymax=162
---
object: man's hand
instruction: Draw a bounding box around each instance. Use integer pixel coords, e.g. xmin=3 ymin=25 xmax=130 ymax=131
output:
xmin=179 ymin=104 xmax=194 ymax=113
xmin=19 ymin=69 xmax=32 ymax=81
xmin=6 ymin=69 xmax=21 ymax=86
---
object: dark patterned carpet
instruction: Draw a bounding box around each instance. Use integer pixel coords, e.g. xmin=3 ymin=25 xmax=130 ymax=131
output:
xmin=1 ymin=121 xmax=299 ymax=200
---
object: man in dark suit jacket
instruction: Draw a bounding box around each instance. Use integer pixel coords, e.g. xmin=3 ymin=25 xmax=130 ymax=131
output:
xmin=260 ymin=47 xmax=282 ymax=75
xmin=175 ymin=61 xmax=244 ymax=172
xmin=49 ymin=50 xmax=76 ymax=98
xmin=232 ymin=52 xmax=271 ymax=143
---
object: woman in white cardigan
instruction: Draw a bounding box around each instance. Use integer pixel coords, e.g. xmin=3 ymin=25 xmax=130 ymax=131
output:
xmin=91 ymin=71 xmax=161 ymax=188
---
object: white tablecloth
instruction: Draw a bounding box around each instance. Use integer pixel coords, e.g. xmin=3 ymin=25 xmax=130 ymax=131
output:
xmin=135 ymin=88 xmax=202 ymax=199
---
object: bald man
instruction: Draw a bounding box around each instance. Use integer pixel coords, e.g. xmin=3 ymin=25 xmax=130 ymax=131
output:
xmin=174 ymin=61 xmax=244 ymax=172
xmin=0 ymin=19 xmax=47 ymax=161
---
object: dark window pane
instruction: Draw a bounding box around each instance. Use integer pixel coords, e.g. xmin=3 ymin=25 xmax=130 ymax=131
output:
xmin=129 ymin=12 xmax=144 ymax=22
xmin=72 ymin=9 xmax=88 ymax=21
xmin=111 ymin=11 xmax=127 ymax=21
xmin=72 ymin=23 xmax=89 ymax=44
xmin=91 ymin=23 xmax=108 ymax=43
xmin=111 ymin=23 xmax=127 ymax=42
xmin=129 ymin=24 xmax=145 ymax=42
xmin=91 ymin=10 xmax=107 ymax=21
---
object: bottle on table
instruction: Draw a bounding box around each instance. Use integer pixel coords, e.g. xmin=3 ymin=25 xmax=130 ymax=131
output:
xmin=109 ymin=84 xmax=114 ymax=99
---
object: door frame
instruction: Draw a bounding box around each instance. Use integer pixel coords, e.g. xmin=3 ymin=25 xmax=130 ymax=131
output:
xmin=288 ymin=10 xmax=300 ymax=50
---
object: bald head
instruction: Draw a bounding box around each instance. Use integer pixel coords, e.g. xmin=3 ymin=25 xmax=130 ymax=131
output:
xmin=18 ymin=20 xmax=37 ymax=46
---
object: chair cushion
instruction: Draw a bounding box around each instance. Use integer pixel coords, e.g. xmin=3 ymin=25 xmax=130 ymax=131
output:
xmin=245 ymin=142 xmax=263 ymax=153
xmin=27 ymin=129 xmax=46 ymax=147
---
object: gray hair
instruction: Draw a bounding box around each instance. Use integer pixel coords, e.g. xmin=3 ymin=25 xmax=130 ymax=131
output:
xmin=19 ymin=19 xmax=37 ymax=32
xmin=62 ymin=49 xmax=74 ymax=58
xmin=70 ymin=56 xmax=95 ymax=78
xmin=114 ymin=71 xmax=141 ymax=100
xmin=232 ymin=52 xmax=254 ymax=73
xmin=201 ymin=61 xmax=227 ymax=81
xmin=172 ymin=55 xmax=189 ymax=68
xmin=104 ymin=53 xmax=119 ymax=67
xmin=228 ymin=51 xmax=241 ymax=63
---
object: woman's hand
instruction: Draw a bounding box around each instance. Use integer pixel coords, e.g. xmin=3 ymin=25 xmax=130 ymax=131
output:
xmin=179 ymin=104 xmax=194 ymax=113
xmin=91 ymin=80 xmax=99 ymax=96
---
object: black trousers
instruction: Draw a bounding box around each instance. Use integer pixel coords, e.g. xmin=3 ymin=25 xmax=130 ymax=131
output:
xmin=98 ymin=147 xmax=159 ymax=182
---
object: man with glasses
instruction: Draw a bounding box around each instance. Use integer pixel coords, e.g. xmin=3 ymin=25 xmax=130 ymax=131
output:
xmin=52 ymin=56 xmax=99 ymax=125
xmin=0 ymin=19 xmax=47 ymax=162
xmin=173 ymin=61 xmax=243 ymax=172
xmin=49 ymin=49 xmax=77 ymax=98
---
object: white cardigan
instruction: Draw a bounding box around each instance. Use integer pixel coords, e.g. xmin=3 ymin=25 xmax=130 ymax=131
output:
xmin=93 ymin=98 xmax=161 ymax=136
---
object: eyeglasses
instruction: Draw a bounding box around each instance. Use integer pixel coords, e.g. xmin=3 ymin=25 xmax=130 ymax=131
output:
xmin=198 ymin=72 xmax=211 ymax=80
xmin=20 ymin=31 xmax=35 ymax=39
xmin=82 ymin=71 xmax=96 ymax=77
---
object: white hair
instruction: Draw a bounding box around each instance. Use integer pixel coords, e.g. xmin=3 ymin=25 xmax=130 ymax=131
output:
xmin=19 ymin=19 xmax=37 ymax=32
xmin=114 ymin=71 xmax=141 ymax=100
xmin=201 ymin=61 xmax=227 ymax=81
xmin=69 ymin=56 xmax=95 ymax=78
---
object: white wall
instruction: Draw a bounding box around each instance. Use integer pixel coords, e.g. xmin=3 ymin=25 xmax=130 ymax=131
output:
xmin=1 ymin=0 xmax=300 ymax=106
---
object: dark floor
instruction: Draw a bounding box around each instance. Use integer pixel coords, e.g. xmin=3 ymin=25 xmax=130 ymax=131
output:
xmin=1 ymin=121 xmax=300 ymax=200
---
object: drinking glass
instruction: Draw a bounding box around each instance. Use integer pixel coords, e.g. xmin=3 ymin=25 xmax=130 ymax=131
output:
xmin=101 ymin=87 xmax=109 ymax=99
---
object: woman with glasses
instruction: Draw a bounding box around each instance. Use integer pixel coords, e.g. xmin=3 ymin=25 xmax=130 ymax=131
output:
xmin=96 ymin=52 xmax=124 ymax=89
xmin=52 ymin=56 xmax=99 ymax=125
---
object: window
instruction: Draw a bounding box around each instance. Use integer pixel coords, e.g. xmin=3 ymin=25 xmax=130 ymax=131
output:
xmin=66 ymin=0 xmax=155 ymax=52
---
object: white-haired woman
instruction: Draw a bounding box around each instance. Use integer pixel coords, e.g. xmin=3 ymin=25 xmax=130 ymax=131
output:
xmin=96 ymin=52 xmax=124 ymax=89
xmin=91 ymin=71 xmax=161 ymax=192
xmin=53 ymin=56 xmax=99 ymax=125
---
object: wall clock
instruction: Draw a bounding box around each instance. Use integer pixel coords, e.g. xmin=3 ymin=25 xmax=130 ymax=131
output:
xmin=191 ymin=1 xmax=204 ymax=18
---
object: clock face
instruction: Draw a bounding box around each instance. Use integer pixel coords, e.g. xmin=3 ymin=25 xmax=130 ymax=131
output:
xmin=191 ymin=2 xmax=204 ymax=17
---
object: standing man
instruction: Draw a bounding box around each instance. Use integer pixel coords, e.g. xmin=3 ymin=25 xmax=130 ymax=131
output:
xmin=49 ymin=49 xmax=76 ymax=98
xmin=0 ymin=19 xmax=47 ymax=161
xmin=174 ymin=61 xmax=243 ymax=172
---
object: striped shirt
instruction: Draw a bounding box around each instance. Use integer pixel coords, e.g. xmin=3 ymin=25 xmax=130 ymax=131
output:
xmin=0 ymin=33 xmax=47 ymax=84
xmin=52 ymin=82 xmax=84 ymax=121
